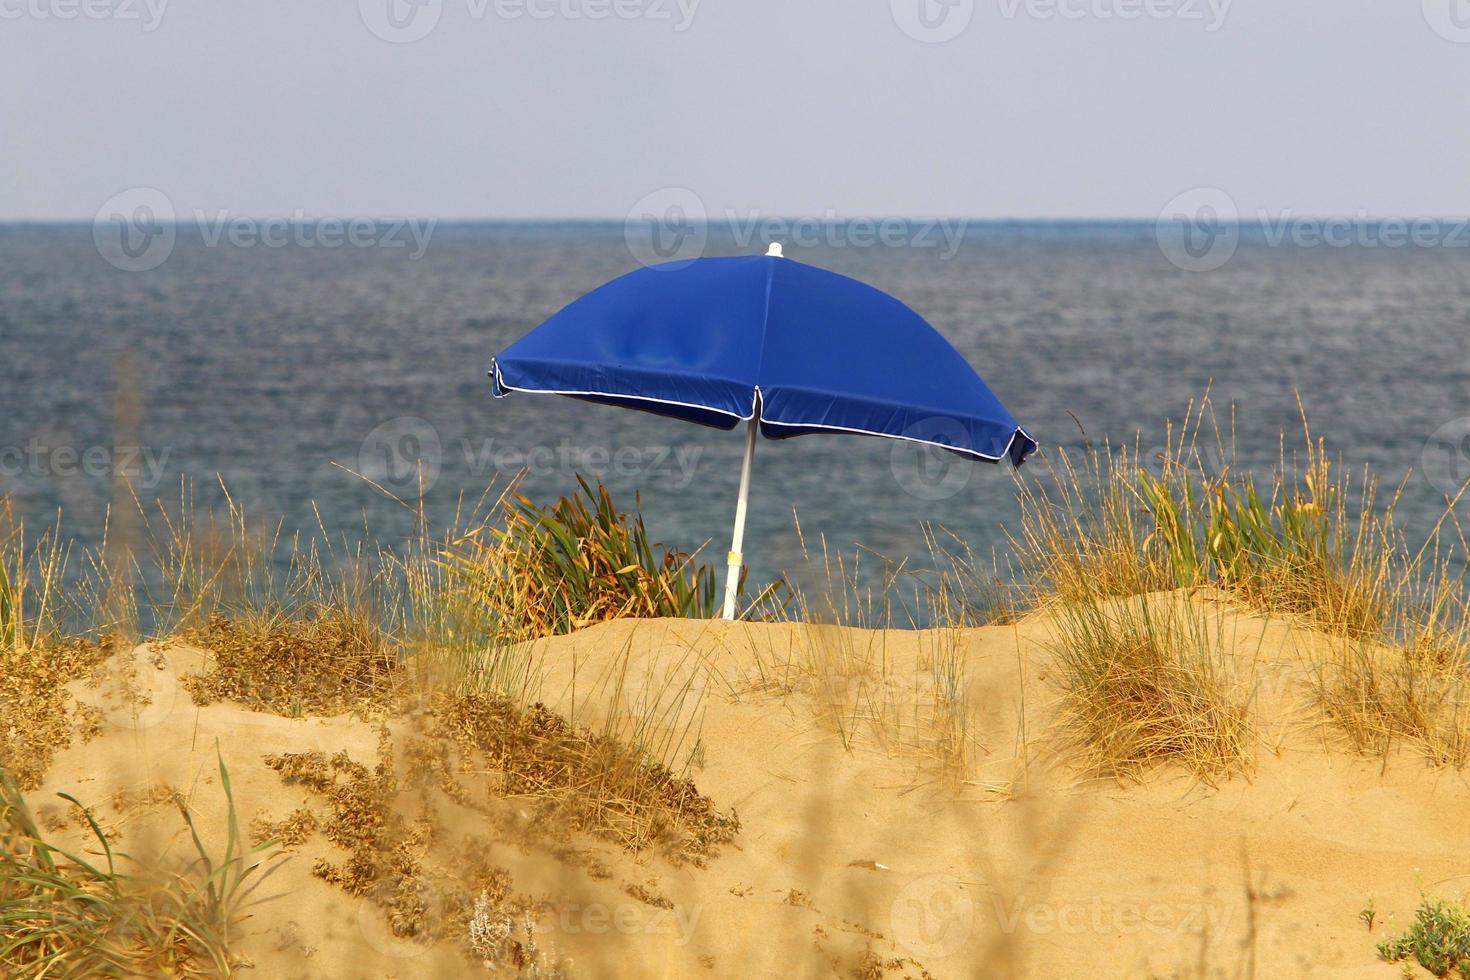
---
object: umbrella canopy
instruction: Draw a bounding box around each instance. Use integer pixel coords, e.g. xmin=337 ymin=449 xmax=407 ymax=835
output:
xmin=490 ymin=245 xmax=1036 ymax=618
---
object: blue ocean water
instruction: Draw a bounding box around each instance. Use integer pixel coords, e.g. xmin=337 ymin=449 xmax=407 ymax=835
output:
xmin=4 ymin=222 xmax=1469 ymax=601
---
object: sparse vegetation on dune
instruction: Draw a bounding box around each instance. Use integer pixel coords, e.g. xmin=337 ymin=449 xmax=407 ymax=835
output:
xmin=0 ymin=754 xmax=275 ymax=978
xmin=181 ymin=609 xmax=402 ymax=716
xmin=4 ymin=400 xmax=1470 ymax=973
xmin=1047 ymin=594 xmax=1255 ymax=782
xmin=1009 ymin=393 xmax=1470 ymax=776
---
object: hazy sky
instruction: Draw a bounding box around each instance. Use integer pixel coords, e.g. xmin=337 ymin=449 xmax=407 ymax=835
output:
xmin=3 ymin=0 xmax=1468 ymax=220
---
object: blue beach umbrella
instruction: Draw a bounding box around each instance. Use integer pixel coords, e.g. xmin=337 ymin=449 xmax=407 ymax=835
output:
xmin=490 ymin=244 xmax=1037 ymax=620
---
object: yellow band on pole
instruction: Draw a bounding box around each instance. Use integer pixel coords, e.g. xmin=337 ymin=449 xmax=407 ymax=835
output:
xmin=727 ymin=551 xmax=742 ymax=566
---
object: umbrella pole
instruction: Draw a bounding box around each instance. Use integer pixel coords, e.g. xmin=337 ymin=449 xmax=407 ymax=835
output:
xmin=720 ymin=416 xmax=759 ymax=620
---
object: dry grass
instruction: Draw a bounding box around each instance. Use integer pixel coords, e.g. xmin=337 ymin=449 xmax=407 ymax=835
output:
xmin=0 ymin=637 xmax=114 ymax=789
xmin=180 ymin=609 xmax=402 ymax=716
xmin=428 ymin=691 xmax=740 ymax=866
xmin=1047 ymin=594 xmax=1255 ymax=781
xmin=1011 ymin=393 xmax=1470 ymax=774
xmin=1313 ymin=578 xmax=1470 ymax=767
xmin=1011 ymin=435 xmax=1173 ymax=604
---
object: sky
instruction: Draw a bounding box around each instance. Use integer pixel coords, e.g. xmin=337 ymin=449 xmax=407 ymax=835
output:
xmin=2 ymin=0 xmax=1469 ymax=221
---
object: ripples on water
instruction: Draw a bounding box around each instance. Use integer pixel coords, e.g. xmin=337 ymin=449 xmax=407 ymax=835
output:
xmin=4 ymin=223 xmax=1468 ymax=603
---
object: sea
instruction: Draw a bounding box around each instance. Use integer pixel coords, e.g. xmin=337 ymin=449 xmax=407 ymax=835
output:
xmin=4 ymin=221 xmax=1469 ymax=608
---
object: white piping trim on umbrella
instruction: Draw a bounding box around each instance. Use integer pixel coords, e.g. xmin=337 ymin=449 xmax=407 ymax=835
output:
xmin=490 ymin=361 xmax=1036 ymax=464
xmin=760 ymin=416 xmax=1033 ymax=464
xmin=490 ymin=362 xmax=760 ymax=421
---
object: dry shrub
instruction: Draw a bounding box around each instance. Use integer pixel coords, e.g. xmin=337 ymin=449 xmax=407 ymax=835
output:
xmin=1049 ymin=595 xmax=1254 ymax=782
xmin=249 ymin=807 xmax=317 ymax=849
xmin=0 ymin=503 xmax=115 ymax=789
xmin=261 ymin=692 xmax=728 ymax=965
xmin=431 ymin=693 xmax=740 ymax=866
xmin=0 ymin=637 xmax=117 ymax=789
xmin=181 ymin=609 xmax=401 ymax=716
xmin=264 ymin=736 xmax=520 ymax=947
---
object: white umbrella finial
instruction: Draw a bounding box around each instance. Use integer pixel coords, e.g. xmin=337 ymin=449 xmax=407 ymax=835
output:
xmin=766 ymin=242 xmax=784 ymax=258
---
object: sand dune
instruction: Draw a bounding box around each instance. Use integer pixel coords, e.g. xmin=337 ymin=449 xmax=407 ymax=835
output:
xmin=33 ymin=596 xmax=1470 ymax=979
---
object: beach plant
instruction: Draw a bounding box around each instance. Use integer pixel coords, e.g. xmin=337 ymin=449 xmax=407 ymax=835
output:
xmin=0 ymin=751 xmax=276 ymax=977
xmin=1046 ymin=591 xmax=1254 ymax=781
xmin=1010 ymin=435 xmax=1174 ymax=605
xmin=1009 ymin=393 xmax=1470 ymax=773
xmin=0 ymin=560 xmax=13 ymax=651
xmin=1313 ymin=584 xmax=1470 ymax=767
xmin=1014 ymin=395 xmax=1410 ymax=639
xmin=442 ymin=475 xmax=720 ymax=639
xmin=0 ymin=502 xmax=72 ymax=654
xmin=1378 ymin=893 xmax=1470 ymax=978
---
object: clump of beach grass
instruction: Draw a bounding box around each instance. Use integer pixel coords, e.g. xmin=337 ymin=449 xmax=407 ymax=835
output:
xmin=1312 ymin=574 xmax=1470 ymax=767
xmin=1047 ymin=593 xmax=1254 ymax=782
xmin=0 ymin=753 xmax=276 ymax=977
xmin=1012 ymin=392 xmax=1470 ymax=774
xmin=1010 ymin=393 xmax=1412 ymax=639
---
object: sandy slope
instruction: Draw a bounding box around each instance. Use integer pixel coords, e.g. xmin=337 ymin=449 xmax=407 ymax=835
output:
xmin=34 ymin=597 xmax=1470 ymax=979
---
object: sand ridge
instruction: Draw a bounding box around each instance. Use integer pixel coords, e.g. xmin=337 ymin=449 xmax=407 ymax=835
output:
xmin=30 ymin=597 xmax=1470 ymax=978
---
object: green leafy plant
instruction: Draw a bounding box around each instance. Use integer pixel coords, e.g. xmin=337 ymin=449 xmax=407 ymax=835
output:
xmin=1378 ymin=893 xmax=1470 ymax=978
xmin=443 ymin=476 xmax=722 ymax=638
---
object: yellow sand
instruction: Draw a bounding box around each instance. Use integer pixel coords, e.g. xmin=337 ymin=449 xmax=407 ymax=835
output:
xmin=35 ymin=596 xmax=1470 ymax=979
